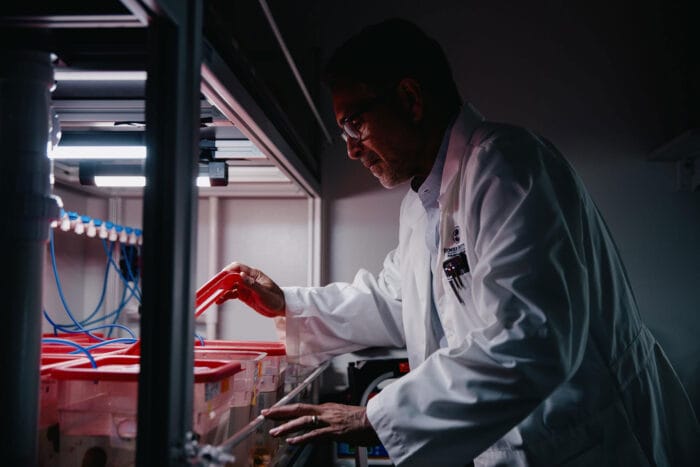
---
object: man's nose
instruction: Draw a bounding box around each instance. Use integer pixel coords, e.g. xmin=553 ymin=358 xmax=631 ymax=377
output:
xmin=346 ymin=137 xmax=364 ymax=160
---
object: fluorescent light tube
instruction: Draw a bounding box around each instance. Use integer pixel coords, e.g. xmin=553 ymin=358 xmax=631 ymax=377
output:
xmin=49 ymin=146 xmax=147 ymax=160
xmin=94 ymin=176 xmax=146 ymax=187
xmin=54 ymin=70 xmax=147 ymax=81
xmin=93 ymin=175 xmax=212 ymax=188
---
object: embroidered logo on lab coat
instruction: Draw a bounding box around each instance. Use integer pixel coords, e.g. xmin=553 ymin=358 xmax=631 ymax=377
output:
xmin=443 ymin=242 xmax=466 ymax=258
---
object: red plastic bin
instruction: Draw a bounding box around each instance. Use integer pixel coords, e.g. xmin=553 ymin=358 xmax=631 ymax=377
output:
xmin=39 ymin=354 xmax=87 ymax=467
xmin=193 ymin=349 xmax=265 ymax=407
xmin=196 ymin=340 xmax=286 ymax=393
xmin=52 ymin=355 xmax=242 ymax=466
xmin=194 ymin=349 xmax=266 ymax=466
xmin=41 ymin=353 xmax=99 ymax=429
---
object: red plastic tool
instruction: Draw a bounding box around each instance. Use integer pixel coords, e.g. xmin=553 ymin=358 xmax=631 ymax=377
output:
xmin=195 ymin=270 xmax=240 ymax=318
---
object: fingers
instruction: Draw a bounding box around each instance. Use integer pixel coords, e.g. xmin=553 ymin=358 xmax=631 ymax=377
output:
xmin=223 ymin=264 xmax=264 ymax=286
xmin=261 ymin=403 xmax=316 ymax=420
xmin=222 ymin=261 xmax=250 ymax=274
xmin=261 ymin=404 xmax=320 ymax=439
xmin=216 ymin=289 xmax=237 ymax=304
xmin=217 ymin=263 xmax=286 ymax=317
xmin=268 ymin=414 xmax=321 ymax=438
xmin=261 ymin=403 xmax=379 ymax=447
xmin=264 ymin=407 xmax=335 ymax=445
xmin=238 ymin=271 xmax=256 ymax=288
xmin=222 ymin=264 xmax=267 ymax=290
xmin=214 ymin=276 xmax=248 ymax=304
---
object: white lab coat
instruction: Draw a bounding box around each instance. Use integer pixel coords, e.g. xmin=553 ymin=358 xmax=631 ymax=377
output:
xmin=280 ymin=105 xmax=700 ymax=466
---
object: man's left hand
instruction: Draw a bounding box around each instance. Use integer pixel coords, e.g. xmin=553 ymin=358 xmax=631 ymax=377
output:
xmin=263 ymin=403 xmax=380 ymax=446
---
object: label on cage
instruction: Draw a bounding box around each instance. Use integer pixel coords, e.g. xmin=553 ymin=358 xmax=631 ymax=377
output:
xmin=205 ymin=381 xmax=221 ymax=401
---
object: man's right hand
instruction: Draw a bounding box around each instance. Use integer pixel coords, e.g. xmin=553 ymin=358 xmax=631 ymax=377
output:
xmin=219 ymin=262 xmax=286 ymax=318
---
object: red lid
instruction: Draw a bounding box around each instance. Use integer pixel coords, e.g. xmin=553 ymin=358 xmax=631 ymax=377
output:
xmin=89 ymin=344 xmax=128 ymax=355
xmin=41 ymin=344 xmax=77 ymax=355
xmin=41 ymin=342 xmax=127 ymax=356
xmin=194 ymin=349 xmax=266 ymax=362
xmin=51 ymin=355 xmax=242 ymax=383
xmin=195 ymin=340 xmax=286 ymax=356
xmin=40 ymin=354 xmax=85 ymax=375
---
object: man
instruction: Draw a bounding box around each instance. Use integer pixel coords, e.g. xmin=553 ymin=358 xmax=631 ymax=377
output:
xmin=223 ymin=19 xmax=699 ymax=466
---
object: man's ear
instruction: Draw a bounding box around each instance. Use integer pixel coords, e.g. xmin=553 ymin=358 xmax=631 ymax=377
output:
xmin=396 ymin=78 xmax=424 ymax=123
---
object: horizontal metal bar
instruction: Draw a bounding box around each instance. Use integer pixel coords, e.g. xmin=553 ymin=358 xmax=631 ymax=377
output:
xmin=52 ymin=99 xmax=219 ymax=125
xmin=0 ymin=15 xmax=144 ymax=28
xmin=118 ymin=0 xmax=153 ymax=25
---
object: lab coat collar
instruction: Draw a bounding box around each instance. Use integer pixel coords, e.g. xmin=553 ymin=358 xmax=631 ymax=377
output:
xmin=439 ymin=103 xmax=485 ymax=199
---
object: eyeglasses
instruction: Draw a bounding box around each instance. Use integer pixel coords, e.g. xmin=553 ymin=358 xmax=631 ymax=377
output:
xmin=340 ymin=94 xmax=388 ymax=143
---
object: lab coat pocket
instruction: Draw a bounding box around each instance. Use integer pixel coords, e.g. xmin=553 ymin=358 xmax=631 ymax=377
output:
xmin=440 ymin=269 xmax=484 ymax=342
xmin=442 ymin=251 xmax=470 ymax=305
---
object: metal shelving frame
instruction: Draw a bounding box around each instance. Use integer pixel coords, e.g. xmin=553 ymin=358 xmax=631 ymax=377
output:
xmin=1 ymin=1 xmax=322 ymax=465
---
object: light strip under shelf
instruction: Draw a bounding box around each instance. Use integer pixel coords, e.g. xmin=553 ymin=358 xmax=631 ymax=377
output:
xmin=93 ymin=176 xmax=212 ymax=188
xmin=49 ymin=146 xmax=147 ymax=160
xmin=54 ymin=70 xmax=147 ymax=81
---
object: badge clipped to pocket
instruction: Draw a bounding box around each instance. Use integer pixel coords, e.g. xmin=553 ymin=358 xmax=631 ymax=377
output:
xmin=442 ymin=252 xmax=469 ymax=304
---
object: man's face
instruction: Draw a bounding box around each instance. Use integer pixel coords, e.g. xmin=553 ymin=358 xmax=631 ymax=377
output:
xmin=332 ymin=82 xmax=424 ymax=188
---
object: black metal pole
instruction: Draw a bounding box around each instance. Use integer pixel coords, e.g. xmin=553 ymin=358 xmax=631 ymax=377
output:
xmin=0 ymin=50 xmax=57 ymax=465
xmin=136 ymin=0 xmax=203 ymax=465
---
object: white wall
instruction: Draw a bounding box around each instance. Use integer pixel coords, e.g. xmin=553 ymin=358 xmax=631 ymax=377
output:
xmin=218 ymin=198 xmax=310 ymax=340
xmin=314 ymin=0 xmax=700 ymax=409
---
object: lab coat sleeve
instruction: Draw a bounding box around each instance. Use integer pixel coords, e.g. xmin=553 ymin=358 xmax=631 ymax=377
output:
xmin=279 ymin=248 xmax=406 ymax=366
xmin=367 ymin=128 xmax=590 ymax=465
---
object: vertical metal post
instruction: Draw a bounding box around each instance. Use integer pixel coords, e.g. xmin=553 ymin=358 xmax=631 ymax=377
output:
xmin=0 ymin=50 xmax=57 ymax=465
xmin=135 ymin=1 xmax=203 ymax=465
xmin=206 ymin=196 xmax=219 ymax=340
